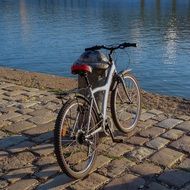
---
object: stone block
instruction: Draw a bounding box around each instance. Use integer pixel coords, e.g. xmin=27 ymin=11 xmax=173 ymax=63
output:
xmin=178 ymin=158 xmax=190 ymax=171
xmin=31 ymin=143 xmax=54 ymax=156
xmin=104 ymin=173 xmax=145 ymax=190
xmin=175 ymin=121 xmax=190 ymax=132
xmin=146 ymin=137 xmax=169 ymax=150
xmin=158 ymin=169 xmax=190 ymax=188
xmin=157 ymin=118 xmax=183 ymax=129
xmin=162 ymin=129 xmax=184 ymax=140
xmin=150 ymin=148 xmax=184 ymax=167
xmin=139 ymin=127 xmax=165 ymax=138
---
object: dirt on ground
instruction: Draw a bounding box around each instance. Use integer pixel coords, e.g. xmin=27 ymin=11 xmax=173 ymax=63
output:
xmin=0 ymin=67 xmax=189 ymax=115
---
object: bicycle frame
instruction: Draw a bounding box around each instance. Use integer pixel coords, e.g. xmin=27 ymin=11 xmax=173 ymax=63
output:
xmin=85 ymin=62 xmax=116 ymax=137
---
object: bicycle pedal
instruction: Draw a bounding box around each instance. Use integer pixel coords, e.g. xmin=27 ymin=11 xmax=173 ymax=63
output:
xmin=113 ymin=138 xmax=124 ymax=143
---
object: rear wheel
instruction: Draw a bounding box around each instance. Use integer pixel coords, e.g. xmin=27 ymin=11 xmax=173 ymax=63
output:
xmin=54 ymin=95 xmax=98 ymax=179
xmin=111 ymin=73 xmax=141 ymax=133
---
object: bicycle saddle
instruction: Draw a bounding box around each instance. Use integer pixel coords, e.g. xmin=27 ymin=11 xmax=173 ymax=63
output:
xmin=71 ymin=64 xmax=92 ymax=75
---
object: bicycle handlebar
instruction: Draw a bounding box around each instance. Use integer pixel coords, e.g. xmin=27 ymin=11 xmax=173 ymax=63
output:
xmin=85 ymin=42 xmax=136 ymax=51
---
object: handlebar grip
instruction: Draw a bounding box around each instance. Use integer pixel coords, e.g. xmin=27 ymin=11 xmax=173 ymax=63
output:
xmin=85 ymin=45 xmax=103 ymax=51
xmin=121 ymin=42 xmax=137 ymax=48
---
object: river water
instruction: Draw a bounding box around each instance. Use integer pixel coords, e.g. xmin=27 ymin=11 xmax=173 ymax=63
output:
xmin=0 ymin=0 xmax=190 ymax=98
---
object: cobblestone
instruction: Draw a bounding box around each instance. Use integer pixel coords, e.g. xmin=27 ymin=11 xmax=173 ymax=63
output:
xmin=4 ymin=120 xmax=36 ymax=133
xmin=146 ymin=182 xmax=170 ymax=190
xmin=31 ymin=143 xmax=54 ymax=156
xmin=139 ymin=126 xmax=165 ymax=138
xmin=148 ymin=109 xmax=163 ymax=115
xmin=127 ymin=136 xmax=148 ymax=146
xmin=0 ymin=151 xmax=35 ymax=171
xmin=0 ymin=151 xmax=8 ymax=160
xmin=106 ymin=143 xmax=133 ymax=158
xmin=35 ymin=155 xmax=57 ymax=167
xmin=0 ymin=135 xmax=28 ymax=149
xmin=128 ymin=147 xmax=155 ymax=161
xmin=7 ymin=179 xmax=38 ymax=190
xmin=130 ymin=162 xmax=162 ymax=177
xmin=3 ymin=167 xmax=34 ymax=183
xmin=0 ymin=179 xmax=9 ymax=189
xmin=158 ymin=169 xmax=190 ymax=188
xmin=71 ymin=173 xmax=109 ymax=190
xmin=178 ymin=158 xmax=190 ymax=171
xmin=150 ymin=148 xmax=184 ymax=167
xmin=157 ymin=118 xmax=183 ymax=129
xmin=37 ymin=174 xmax=73 ymax=190
xmin=162 ymin=129 xmax=184 ymax=140
xmin=104 ymin=173 xmax=145 ymax=190
xmin=98 ymin=158 xmax=134 ymax=178
xmin=175 ymin=121 xmax=190 ymax=132
xmin=146 ymin=137 xmax=170 ymax=150
xmin=34 ymin=164 xmax=60 ymax=180
xmin=170 ymin=135 xmax=190 ymax=153
xmin=140 ymin=112 xmax=155 ymax=121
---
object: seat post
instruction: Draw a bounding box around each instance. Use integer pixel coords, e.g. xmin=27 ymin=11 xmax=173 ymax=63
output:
xmin=83 ymin=73 xmax=90 ymax=87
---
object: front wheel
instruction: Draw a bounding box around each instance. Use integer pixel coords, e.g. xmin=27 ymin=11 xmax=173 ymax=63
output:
xmin=54 ymin=95 xmax=98 ymax=179
xmin=111 ymin=73 xmax=141 ymax=133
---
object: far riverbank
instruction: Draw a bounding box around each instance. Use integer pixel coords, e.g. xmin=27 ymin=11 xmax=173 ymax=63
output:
xmin=0 ymin=67 xmax=189 ymax=115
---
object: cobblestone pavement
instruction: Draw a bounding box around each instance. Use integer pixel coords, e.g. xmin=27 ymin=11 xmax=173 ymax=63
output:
xmin=0 ymin=81 xmax=190 ymax=190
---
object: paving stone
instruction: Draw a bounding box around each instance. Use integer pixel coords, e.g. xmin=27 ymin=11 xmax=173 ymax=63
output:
xmin=28 ymin=110 xmax=56 ymax=125
xmin=0 ymin=151 xmax=8 ymax=161
xmin=106 ymin=143 xmax=133 ymax=158
xmin=16 ymin=101 xmax=40 ymax=109
xmin=104 ymin=173 xmax=145 ymax=190
xmin=0 ymin=130 xmax=8 ymax=139
xmin=43 ymin=102 xmax=60 ymax=111
xmin=4 ymin=90 xmax=26 ymax=97
xmin=31 ymin=143 xmax=54 ymax=156
xmin=3 ymin=167 xmax=34 ymax=183
xmin=98 ymin=158 xmax=134 ymax=178
xmin=157 ymin=118 xmax=183 ymax=129
xmin=75 ymin=155 xmax=111 ymax=174
xmin=127 ymin=136 xmax=148 ymax=146
xmin=16 ymin=108 xmax=34 ymax=114
xmin=23 ymin=121 xmax=54 ymax=136
xmin=146 ymin=137 xmax=170 ymax=150
xmin=0 ymin=135 xmax=28 ymax=149
xmin=71 ymin=173 xmax=109 ymax=190
xmin=146 ymin=182 xmax=170 ymax=190
xmin=0 ymin=179 xmax=9 ymax=189
xmin=0 ymin=120 xmax=11 ymax=129
xmin=128 ymin=147 xmax=155 ymax=161
xmin=162 ymin=129 xmax=184 ymax=140
xmin=32 ymin=131 xmax=53 ymax=143
xmin=28 ymin=108 xmax=54 ymax=117
xmin=158 ymin=169 xmax=190 ymax=188
xmin=170 ymin=135 xmax=190 ymax=153
xmin=7 ymin=179 xmax=38 ymax=190
xmin=41 ymin=95 xmax=57 ymax=104
xmin=34 ymin=164 xmax=60 ymax=180
xmin=130 ymin=162 xmax=162 ymax=177
xmin=152 ymin=114 xmax=167 ymax=121
xmin=175 ymin=121 xmax=190 ymax=132
xmin=175 ymin=115 xmax=190 ymax=121
xmin=37 ymin=173 xmax=73 ymax=190
xmin=178 ymin=158 xmax=190 ymax=171
xmin=8 ymin=140 xmax=35 ymax=153
xmin=148 ymin=109 xmax=163 ymax=115
xmin=0 ymin=112 xmax=21 ymax=121
xmin=139 ymin=127 xmax=165 ymax=138
xmin=0 ymin=151 xmax=35 ymax=171
xmin=140 ymin=112 xmax=155 ymax=121
xmin=35 ymin=155 xmax=57 ymax=166
xmin=150 ymin=148 xmax=184 ymax=167
xmin=9 ymin=114 xmax=31 ymax=123
xmin=4 ymin=120 xmax=36 ymax=133
xmin=97 ymin=143 xmax=111 ymax=153
xmin=137 ymin=119 xmax=158 ymax=129
xmin=180 ymin=185 xmax=190 ymax=190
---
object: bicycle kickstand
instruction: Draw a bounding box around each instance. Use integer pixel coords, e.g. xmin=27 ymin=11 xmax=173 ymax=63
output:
xmin=106 ymin=125 xmax=124 ymax=143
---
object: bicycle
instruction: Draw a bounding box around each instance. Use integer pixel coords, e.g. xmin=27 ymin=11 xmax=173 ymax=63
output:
xmin=54 ymin=42 xmax=141 ymax=179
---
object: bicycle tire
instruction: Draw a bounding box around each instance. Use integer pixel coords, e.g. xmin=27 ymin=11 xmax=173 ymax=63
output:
xmin=54 ymin=95 xmax=99 ymax=179
xmin=111 ymin=72 xmax=141 ymax=133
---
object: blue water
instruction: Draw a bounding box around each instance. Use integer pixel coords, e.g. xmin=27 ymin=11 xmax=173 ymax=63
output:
xmin=0 ymin=0 xmax=190 ymax=99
